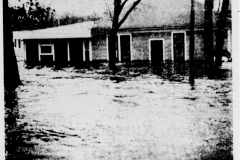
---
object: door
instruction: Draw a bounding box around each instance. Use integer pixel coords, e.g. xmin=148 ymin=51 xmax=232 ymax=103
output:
xmin=173 ymin=33 xmax=185 ymax=62
xmin=55 ymin=40 xmax=68 ymax=67
xmin=26 ymin=40 xmax=39 ymax=66
xmin=150 ymin=40 xmax=164 ymax=64
xmin=120 ymin=35 xmax=131 ymax=62
xmin=69 ymin=39 xmax=83 ymax=66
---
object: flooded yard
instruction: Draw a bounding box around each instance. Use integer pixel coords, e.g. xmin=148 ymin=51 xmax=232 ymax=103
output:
xmin=5 ymin=60 xmax=233 ymax=160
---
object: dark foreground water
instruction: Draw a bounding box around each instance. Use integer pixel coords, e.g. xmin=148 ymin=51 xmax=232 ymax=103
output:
xmin=5 ymin=91 xmax=46 ymax=160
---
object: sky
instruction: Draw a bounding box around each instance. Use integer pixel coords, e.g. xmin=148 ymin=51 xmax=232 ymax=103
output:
xmin=8 ymin=0 xmax=221 ymax=17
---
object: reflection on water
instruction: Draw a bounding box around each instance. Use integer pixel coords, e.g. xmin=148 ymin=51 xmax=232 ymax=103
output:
xmin=5 ymin=90 xmax=43 ymax=160
xmin=5 ymin=90 xmax=67 ymax=160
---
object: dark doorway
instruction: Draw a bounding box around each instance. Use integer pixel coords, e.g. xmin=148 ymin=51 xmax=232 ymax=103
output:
xmin=107 ymin=36 xmax=119 ymax=62
xmin=26 ymin=40 xmax=39 ymax=66
xmin=120 ymin=35 xmax=131 ymax=62
xmin=69 ymin=39 xmax=83 ymax=66
xmin=55 ymin=40 xmax=68 ymax=67
xmin=173 ymin=33 xmax=185 ymax=62
xmin=150 ymin=39 xmax=164 ymax=65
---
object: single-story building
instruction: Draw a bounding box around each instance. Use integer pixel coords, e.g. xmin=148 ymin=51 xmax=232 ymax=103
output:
xmin=13 ymin=22 xmax=95 ymax=67
xmin=13 ymin=0 xmax=231 ymax=66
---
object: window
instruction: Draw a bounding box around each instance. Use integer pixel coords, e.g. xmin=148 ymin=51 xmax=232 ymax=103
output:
xmin=41 ymin=45 xmax=52 ymax=54
xmin=118 ymin=34 xmax=132 ymax=62
xmin=171 ymin=31 xmax=187 ymax=61
xmin=39 ymin=44 xmax=54 ymax=55
xmin=38 ymin=44 xmax=55 ymax=61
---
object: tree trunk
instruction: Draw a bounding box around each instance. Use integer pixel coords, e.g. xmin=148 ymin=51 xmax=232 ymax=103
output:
xmin=204 ymin=0 xmax=214 ymax=78
xmin=189 ymin=0 xmax=195 ymax=86
xmin=215 ymin=0 xmax=230 ymax=67
xmin=3 ymin=0 xmax=21 ymax=90
xmin=107 ymin=0 xmax=141 ymax=69
xmin=108 ymin=0 xmax=121 ymax=69
xmin=108 ymin=30 xmax=118 ymax=69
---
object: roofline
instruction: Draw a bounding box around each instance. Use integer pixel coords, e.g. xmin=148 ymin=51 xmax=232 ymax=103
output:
xmin=92 ymin=23 xmax=231 ymax=34
xmin=91 ymin=25 xmax=216 ymax=35
xmin=13 ymin=21 xmax=95 ymax=40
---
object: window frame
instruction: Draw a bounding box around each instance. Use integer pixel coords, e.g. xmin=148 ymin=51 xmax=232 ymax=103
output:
xmin=14 ymin=39 xmax=17 ymax=47
xmin=38 ymin=43 xmax=55 ymax=61
xmin=149 ymin=38 xmax=165 ymax=62
xmin=117 ymin=33 xmax=132 ymax=62
xmin=171 ymin=31 xmax=187 ymax=61
xmin=18 ymin=39 xmax=21 ymax=48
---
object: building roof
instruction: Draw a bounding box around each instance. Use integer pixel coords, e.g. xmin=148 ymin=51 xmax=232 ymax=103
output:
xmin=13 ymin=21 xmax=95 ymax=40
xmin=94 ymin=0 xmax=205 ymax=31
xmin=14 ymin=0 xmax=224 ymax=40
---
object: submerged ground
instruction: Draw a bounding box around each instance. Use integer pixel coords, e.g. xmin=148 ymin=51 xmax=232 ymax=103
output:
xmin=5 ymin=58 xmax=232 ymax=160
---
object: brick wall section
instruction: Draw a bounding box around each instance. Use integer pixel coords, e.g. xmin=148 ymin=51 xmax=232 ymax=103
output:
xmin=186 ymin=30 xmax=205 ymax=60
xmin=186 ymin=30 xmax=230 ymax=61
xmin=131 ymin=31 xmax=206 ymax=61
xmin=91 ymin=29 xmax=230 ymax=62
xmin=131 ymin=32 xmax=172 ymax=61
xmin=92 ymin=35 xmax=108 ymax=60
xmin=195 ymin=31 xmax=205 ymax=60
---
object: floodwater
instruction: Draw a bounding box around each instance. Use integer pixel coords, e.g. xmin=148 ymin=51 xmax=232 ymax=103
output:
xmin=5 ymin=62 xmax=232 ymax=160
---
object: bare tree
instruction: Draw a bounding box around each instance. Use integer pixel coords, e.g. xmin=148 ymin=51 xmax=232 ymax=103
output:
xmin=204 ymin=0 xmax=214 ymax=79
xmin=215 ymin=0 xmax=230 ymax=67
xmin=3 ymin=0 xmax=21 ymax=90
xmin=106 ymin=0 xmax=142 ymax=69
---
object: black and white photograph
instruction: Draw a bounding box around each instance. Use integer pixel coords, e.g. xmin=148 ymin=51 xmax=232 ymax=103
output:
xmin=2 ymin=0 xmax=239 ymax=159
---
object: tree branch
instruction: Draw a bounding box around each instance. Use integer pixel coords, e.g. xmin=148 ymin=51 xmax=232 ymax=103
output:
xmin=121 ymin=0 xmax=128 ymax=8
xmin=118 ymin=0 xmax=141 ymax=28
xmin=104 ymin=0 xmax=113 ymax=20
xmin=118 ymin=0 xmax=128 ymax=15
